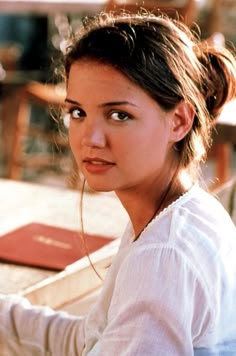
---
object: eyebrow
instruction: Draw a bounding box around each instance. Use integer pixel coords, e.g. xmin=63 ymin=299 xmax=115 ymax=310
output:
xmin=65 ymin=98 xmax=137 ymax=108
xmin=65 ymin=98 xmax=81 ymax=105
xmin=100 ymin=101 xmax=137 ymax=108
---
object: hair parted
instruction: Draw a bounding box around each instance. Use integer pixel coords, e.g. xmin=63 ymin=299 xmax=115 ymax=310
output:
xmin=62 ymin=10 xmax=236 ymax=177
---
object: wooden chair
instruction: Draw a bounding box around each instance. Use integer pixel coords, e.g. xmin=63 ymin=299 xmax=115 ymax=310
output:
xmin=105 ymin=0 xmax=197 ymax=26
xmin=6 ymin=81 xmax=79 ymax=189
xmin=213 ymin=175 xmax=236 ymax=224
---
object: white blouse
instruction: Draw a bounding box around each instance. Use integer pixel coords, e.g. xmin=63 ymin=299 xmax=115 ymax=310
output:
xmin=0 ymin=184 xmax=236 ymax=355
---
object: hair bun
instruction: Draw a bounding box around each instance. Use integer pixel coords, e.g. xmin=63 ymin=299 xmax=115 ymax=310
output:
xmin=198 ymin=40 xmax=236 ymax=119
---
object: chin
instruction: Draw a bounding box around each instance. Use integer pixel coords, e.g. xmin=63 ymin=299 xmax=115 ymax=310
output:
xmin=85 ymin=181 xmax=114 ymax=193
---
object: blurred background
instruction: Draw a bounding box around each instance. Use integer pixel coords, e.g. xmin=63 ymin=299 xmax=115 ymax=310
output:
xmin=0 ymin=0 xmax=235 ymax=190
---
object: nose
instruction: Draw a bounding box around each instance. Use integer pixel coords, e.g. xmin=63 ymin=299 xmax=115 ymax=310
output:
xmin=80 ymin=120 xmax=106 ymax=148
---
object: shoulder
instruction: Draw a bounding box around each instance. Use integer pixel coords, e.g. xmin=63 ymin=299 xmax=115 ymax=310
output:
xmin=144 ymin=184 xmax=236 ymax=248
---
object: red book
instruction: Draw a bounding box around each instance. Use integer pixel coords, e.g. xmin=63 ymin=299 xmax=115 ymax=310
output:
xmin=0 ymin=223 xmax=114 ymax=271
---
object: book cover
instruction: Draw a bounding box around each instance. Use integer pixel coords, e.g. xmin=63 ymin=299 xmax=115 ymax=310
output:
xmin=0 ymin=223 xmax=114 ymax=271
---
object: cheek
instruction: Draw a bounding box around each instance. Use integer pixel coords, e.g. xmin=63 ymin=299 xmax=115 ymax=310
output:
xmin=135 ymin=130 xmax=169 ymax=164
xmin=68 ymin=124 xmax=81 ymax=156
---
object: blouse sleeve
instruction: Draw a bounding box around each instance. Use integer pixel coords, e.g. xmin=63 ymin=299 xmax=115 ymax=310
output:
xmin=0 ymin=294 xmax=85 ymax=355
xmin=98 ymin=244 xmax=213 ymax=356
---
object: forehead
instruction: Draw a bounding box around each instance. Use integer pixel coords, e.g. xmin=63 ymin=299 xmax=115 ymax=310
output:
xmin=67 ymin=60 xmax=149 ymax=102
xmin=68 ymin=60 xmax=132 ymax=86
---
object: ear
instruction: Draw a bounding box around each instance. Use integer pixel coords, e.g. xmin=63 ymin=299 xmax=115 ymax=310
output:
xmin=169 ymin=101 xmax=195 ymax=143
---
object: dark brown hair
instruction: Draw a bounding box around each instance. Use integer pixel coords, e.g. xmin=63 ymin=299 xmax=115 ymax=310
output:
xmin=63 ymin=11 xmax=236 ymax=178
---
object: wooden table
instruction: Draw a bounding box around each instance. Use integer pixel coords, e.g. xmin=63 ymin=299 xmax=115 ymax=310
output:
xmin=0 ymin=179 xmax=128 ymax=312
xmin=214 ymin=99 xmax=236 ymax=145
xmin=210 ymin=99 xmax=236 ymax=189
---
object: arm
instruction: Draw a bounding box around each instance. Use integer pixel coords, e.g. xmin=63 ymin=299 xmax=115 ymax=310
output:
xmin=0 ymin=294 xmax=85 ymax=355
xmin=98 ymin=245 xmax=213 ymax=355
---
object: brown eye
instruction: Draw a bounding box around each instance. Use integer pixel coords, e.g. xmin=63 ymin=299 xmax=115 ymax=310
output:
xmin=68 ymin=107 xmax=86 ymax=120
xmin=110 ymin=111 xmax=130 ymax=122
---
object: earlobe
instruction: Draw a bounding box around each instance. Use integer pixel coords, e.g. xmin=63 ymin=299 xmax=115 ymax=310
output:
xmin=170 ymin=101 xmax=195 ymax=143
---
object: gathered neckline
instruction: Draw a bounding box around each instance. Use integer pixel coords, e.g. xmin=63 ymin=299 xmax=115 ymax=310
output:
xmin=133 ymin=183 xmax=198 ymax=242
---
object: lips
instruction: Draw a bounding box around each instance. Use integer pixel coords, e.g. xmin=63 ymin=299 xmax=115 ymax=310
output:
xmin=85 ymin=160 xmax=109 ymax=165
xmin=83 ymin=157 xmax=115 ymax=173
xmin=83 ymin=157 xmax=114 ymax=165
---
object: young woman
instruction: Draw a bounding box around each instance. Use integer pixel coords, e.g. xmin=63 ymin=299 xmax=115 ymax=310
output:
xmin=1 ymin=11 xmax=236 ymax=355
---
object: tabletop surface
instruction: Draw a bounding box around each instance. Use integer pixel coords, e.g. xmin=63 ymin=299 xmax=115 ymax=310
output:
xmin=0 ymin=179 xmax=128 ymax=294
xmin=217 ymin=99 xmax=236 ymax=126
xmin=213 ymin=99 xmax=236 ymax=145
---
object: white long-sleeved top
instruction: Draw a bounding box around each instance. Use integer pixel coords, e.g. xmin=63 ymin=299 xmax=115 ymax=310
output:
xmin=0 ymin=184 xmax=236 ymax=355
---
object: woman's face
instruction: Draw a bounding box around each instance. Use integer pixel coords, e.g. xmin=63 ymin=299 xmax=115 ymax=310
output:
xmin=66 ymin=60 xmax=177 ymax=193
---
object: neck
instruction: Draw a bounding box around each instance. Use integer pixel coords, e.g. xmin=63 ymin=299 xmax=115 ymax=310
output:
xmin=115 ymin=171 xmax=192 ymax=240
